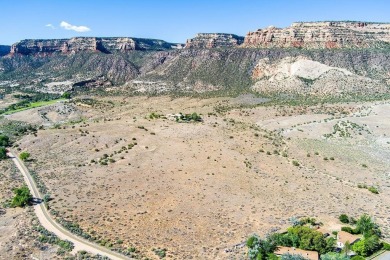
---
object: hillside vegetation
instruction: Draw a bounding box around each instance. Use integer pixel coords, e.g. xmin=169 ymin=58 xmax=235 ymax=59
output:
xmin=1 ymin=48 xmax=390 ymax=98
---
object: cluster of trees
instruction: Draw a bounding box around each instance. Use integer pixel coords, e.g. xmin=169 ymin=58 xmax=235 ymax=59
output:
xmin=0 ymin=134 xmax=9 ymax=159
xmin=2 ymin=93 xmax=58 ymax=113
xmin=272 ymin=226 xmax=335 ymax=254
xmin=246 ymin=235 xmax=278 ymax=260
xmin=0 ymin=92 xmax=70 ymax=115
xmin=248 ymin=214 xmax=388 ymax=260
xmin=340 ymin=214 xmax=384 ymax=257
xmin=247 ymin=225 xmax=335 ymax=260
xmin=11 ymin=185 xmax=32 ymax=207
xmin=352 ymin=235 xmax=382 ymax=257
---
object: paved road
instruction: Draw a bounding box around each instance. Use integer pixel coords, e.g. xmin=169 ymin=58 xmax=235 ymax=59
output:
xmin=8 ymin=151 xmax=131 ymax=260
xmin=372 ymin=251 xmax=390 ymax=260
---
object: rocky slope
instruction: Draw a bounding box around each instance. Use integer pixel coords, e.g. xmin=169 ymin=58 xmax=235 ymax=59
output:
xmin=1 ymin=21 xmax=390 ymax=96
xmin=243 ymin=21 xmax=390 ymax=49
xmin=185 ymin=33 xmax=244 ymax=49
xmin=2 ymin=48 xmax=389 ymax=97
xmin=9 ymin=37 xmax=181 ymax=55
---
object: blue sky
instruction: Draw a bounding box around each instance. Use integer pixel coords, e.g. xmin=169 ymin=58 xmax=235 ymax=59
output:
xmin=1 ymin=0 xmax=389 ymax=45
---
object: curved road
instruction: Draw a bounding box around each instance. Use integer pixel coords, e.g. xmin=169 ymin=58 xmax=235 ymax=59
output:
xmin=8 ymin=151 xmax=131 ymax=260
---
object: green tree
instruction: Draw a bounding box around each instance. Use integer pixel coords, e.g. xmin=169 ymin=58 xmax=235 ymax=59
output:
xmin=247 ymin=235 xmax=277 ymax=260
xmin=350 ymin=256 xmax=364 ymax=260
xmin=321 ymin=252 xmax=350 ymax=260
xmin=352 ymin=236 xmax=381 ymax=257
xmin=383 ymin=242 xmax=390 ymax=250
xmin=11 ymin=185 xmax=32 ymax=207
xmin=61 ymin=92 xmax=71 ymax=99
xmin=325 ymin=237 xmax=336 ymax=252
xmin=19 ymin=151 xmax=30 ymax=161
xmin=0 ymin=134 xmax=10 ymax=146
xmin=343 ymin=241 xmax=351 ymax=256
xmin=356 ymin=214 xmax=380 ymax=238
xmin=364 ymin=236 xmax=382 ymax=255
xmin=0 ymin=147 xmax=7 ymax=160
xmin=191 ymin=112 xmax=202 ymax=121
xmin=287 ymin=226 xmax=332 ymax=254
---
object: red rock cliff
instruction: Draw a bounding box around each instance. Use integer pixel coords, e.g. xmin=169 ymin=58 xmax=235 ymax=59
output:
xmin=243 ymin=21 xmax=390 ymax=48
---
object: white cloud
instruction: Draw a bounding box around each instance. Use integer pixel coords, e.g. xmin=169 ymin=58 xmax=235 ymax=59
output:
xmin=45 ymin=23 xmax=56 ymax=29
xmin=60 ymin=21 xmax=91 ymax=32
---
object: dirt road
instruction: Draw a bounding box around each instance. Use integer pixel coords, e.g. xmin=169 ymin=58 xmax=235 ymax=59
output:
xmin=8 ymin=151 xmax=131 ymax=260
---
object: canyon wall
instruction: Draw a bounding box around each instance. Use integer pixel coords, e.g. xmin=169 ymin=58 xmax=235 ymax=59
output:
xmin=243 ymin=21 xmax=390 ymax=48
xmin=185 ymin=33 xmax=244 ymax=49
xmin=9 ymin=37 xmax=179 ymax=55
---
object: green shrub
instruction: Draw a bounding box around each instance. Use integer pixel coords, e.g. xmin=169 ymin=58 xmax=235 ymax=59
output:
xmin=341 ymin=226 xmax=359 ymax=234
xmin=0 ymin=147 xmax=7 ymax=160
xmin=292 ymin=160 xmax=300 ymax=166
xmin=339 ymin=214 xmax=349 ymax=224
xmin=357 ymin=183 xmax=367 ymax=189
xmin=321 ymin=252 xmax=350 ymax=260
xmin=149 ymin=112 xmax=161 ymax=119
xmin=350 ymin=256 xmax=365 ymax=260
xmin=268 ymin=253 xmax=279 ymax=260
xmin=61 ymin=92 xmax=71 ymax=99
xmin=368 ymin=186 xmax=379 ymax=194
xmin=382 ymin=242 xmax=390 ymax=250
xmin=281 ymin=253 xmax=307 ymax=260
xmin=0 ymin=135 xmax=10 ymax=146
xmin=152 ymin=248 xmax=167 ymax=259
xmin=19 ymin=151 xmax=30 ymax=161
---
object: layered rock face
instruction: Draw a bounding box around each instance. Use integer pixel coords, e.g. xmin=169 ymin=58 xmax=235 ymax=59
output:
xmin=243 ymin=21 xmax=390 ymax=48
xmin=185 ymin=33 xmax=244 ymax=49
xmin=10 ymin=37 xmax=178 ymax=55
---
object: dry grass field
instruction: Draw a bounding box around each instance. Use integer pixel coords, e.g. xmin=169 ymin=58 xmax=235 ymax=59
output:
xmin=10 ymin=95 xmax=390 ymax=259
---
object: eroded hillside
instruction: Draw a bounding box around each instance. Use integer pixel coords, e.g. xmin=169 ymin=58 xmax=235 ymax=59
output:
xmin=1 ymin=48 xmax=390 ymax=97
